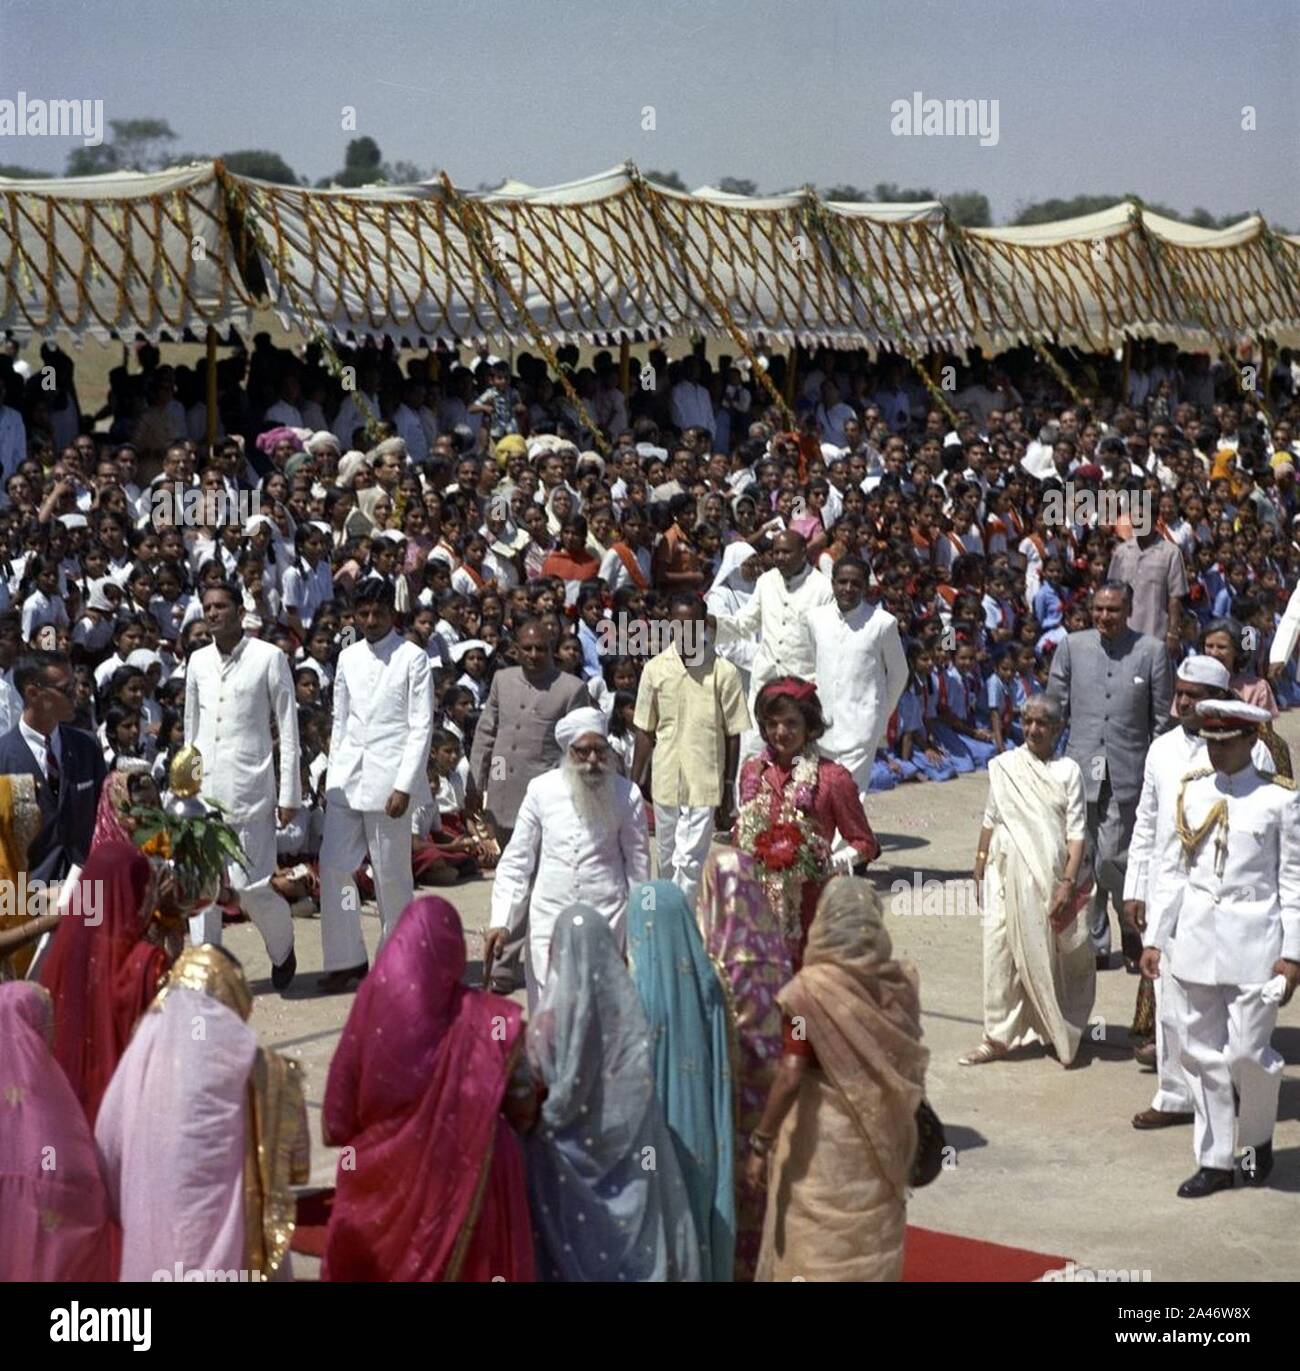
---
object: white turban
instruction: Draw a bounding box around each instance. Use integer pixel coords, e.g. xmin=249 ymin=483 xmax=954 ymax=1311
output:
xmin=555 ymin=707 xmax=609 ymax=753
xmin=306 ymin=430 xmax=341 ymax=456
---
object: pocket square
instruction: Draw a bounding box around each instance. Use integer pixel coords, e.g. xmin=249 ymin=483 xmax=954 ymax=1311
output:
xmin=76 ymin=780 xmax=93 ymax=791
xmin=1133 ymin=676 xmax=1145 ymax=685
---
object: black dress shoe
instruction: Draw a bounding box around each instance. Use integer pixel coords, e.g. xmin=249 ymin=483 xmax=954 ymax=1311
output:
xmin=1237 ymin=1141 xmax=1273 ymax=1186
xmin=1095 ymin=953 xmax=1112 ymax=971
xmin=317 ymin=962 xmax=368 ymax=994
xmin=271 ymin=947 xmax=297 ymax=992
xmin=1177 ymin=1166 xmax=1234 ymax=1199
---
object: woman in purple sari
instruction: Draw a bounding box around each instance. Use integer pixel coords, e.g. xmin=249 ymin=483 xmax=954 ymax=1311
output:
xmin=696 ymin=847 xmax=792 ymax=1282
xmin=322 ymin=895 xmax=536 ymax=1282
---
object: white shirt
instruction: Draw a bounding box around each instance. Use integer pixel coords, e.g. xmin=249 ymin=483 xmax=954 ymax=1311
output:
xmin=20 ymin=590 xmax=68 ymax=643
xmin=264 ymin=399 xmax=304 ymax=428
xmin=280 ymin=559 xmax=332 ymax=630
xmin=332 ymin=391 xmax=381 ymax=448
xmin=1269 ymin=579 xmax=1300 ymax=669
xmin=813 ymin=402 xmax=856 ymax=448
xmin=807 ymin=600 xmax=908 ymax=766
xmin=0 ymin=406 xmax=26 ymax=489
xmin=0 ymin=669 xmax=22 ymax=737
xmin=184 ymin=635 xmax=301 ymax=822
xmin=669 ymin=380 xmax=715 ymax=434
xmin=326 ymin=630 xmax=433 ymax=811
xmin=598 ymin=544 xmax=651 ymax=593
xmin=490 ymin=767 xmax=650 ymax=988
xmin=18 ymin=717 xmax=59 ymax=781
xmin=713 ymin=564 xmax=834 ymax=703
xmin=393 ymin=403 xmax=431 ymax=464
xmin=1147 ymin=763 xmax=1300 ymax=986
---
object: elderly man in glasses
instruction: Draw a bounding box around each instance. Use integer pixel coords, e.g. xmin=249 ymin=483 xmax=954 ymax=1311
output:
xmin=483 ymin=706 xmax=649 ymax=1010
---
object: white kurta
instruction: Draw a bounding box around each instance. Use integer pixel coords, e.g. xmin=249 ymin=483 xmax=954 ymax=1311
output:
xmin=807 ymin=600 xmax=907 ymax=775
xmin=490 ymin=769 xmax=650 ymax=1000
xmin=712 ymin=565 xmax=833 ymax=705
xmin=184 ymin=636 xmax=301 ymax=883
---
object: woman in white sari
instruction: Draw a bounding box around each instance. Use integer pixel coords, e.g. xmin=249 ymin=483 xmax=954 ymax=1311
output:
xmin=961 ymin=693 xmax=1094 ymax=1067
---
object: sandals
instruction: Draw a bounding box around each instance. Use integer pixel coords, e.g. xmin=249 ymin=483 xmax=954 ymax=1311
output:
xmin=958 ymin=1039 xmax=1009 ymax=1066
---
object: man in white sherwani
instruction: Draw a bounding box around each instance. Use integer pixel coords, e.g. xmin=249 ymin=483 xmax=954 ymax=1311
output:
xmin=806 ymin=554 xmax=906 ymax=860
xmin=1141 ymin=699 xmax=1300 ymax=1198
xmin=318 ymin=578 xmax=433 ymax=992
xmin=184 ymin=582 xmax=301 ymax=989
xmin=1123 ymin=656 xmax=1275 ymax=1130
xmin=483 ymin=707 xmax=650 ymax=1010
xmin=709 ymin=530 xmax=832 ymax=709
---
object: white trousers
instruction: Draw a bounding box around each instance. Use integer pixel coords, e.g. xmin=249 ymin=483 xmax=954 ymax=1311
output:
xmin=1175 ymin=976 xmax=1282 ymax=1170
xmin=653 ymin=803 xmax=714 ymax=908
xmin=1151 ymin=970 xmax=1193 ymax=1114
xmin=318 ymin=802 xmax=413 ymax=972
xmin=187 ymin=815 xmax=293 ymax=966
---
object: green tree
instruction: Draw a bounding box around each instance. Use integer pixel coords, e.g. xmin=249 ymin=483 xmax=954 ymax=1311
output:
xmin=644 ymin=168 xmax=688 ymax=192
xmin=65 ymin=144 xmax=120 ymax=176
xmin=0 ymin=164 xmax=53 ymax=179
xmin=942 ymin=191 xmax=992 ymax=227
xmin=220 ymin=150 xmax=299 ymax=185
xmin=717 ymin=176 xmax=758 ymax=196
xmin=822 ymin=183 xmax=866 ymax=202
xmin=872 ymin=180 xmax=936 ymax=202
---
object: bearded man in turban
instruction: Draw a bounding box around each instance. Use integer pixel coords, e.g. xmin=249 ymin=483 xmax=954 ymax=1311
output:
xmin=483 ymin=707 xmax=650 ymax=1009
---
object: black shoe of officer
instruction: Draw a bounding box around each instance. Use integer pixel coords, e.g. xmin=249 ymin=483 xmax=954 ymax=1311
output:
xmin=1176 ymin=1166 xmax=1234 ymax=1199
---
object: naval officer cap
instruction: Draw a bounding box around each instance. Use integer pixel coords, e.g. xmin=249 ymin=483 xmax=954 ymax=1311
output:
xmin=1176 ymin=655 xmax=1231 ymax=690
xmin=1194 ymin=698 xmax=1270 ymax=739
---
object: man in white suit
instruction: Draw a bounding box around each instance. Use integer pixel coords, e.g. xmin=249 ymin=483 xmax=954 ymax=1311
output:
xmin=184 ymin=582 xmax=301 ymax=989
xmin=1141 ymin=699 xmax=1300 ymax=1198
xmin=806 ymin=555 xmax=907 ymax=859
xmin=318 ymin=578 xmax=433 ymax=992
xmin=709 ymin=530 xmax=832 ymax=708
xmin=1123 ymin=656 xmax=1274 ymax=1130
xmin=483 ymin=707 xmax=650 ymax=1010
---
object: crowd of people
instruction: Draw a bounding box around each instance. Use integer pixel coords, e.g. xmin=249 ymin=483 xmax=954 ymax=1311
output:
xmin=1 ymin=328 xmax=1299 ymax=1280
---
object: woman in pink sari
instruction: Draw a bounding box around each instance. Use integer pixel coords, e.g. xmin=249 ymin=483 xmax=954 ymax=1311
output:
xmin=39 ymin=842 xmax=168 ymax=1126
xmin=322 ymin=895 xmax=536 ymax=1282
xmin=696 ymin=847 xmax=792 ymax=1282
xmin=0 ymin=982 xmax=114 ymax=1280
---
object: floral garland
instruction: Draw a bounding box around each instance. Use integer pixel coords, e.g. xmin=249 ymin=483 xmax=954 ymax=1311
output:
xmin=735 ymin=749 xmax=831 ymax=944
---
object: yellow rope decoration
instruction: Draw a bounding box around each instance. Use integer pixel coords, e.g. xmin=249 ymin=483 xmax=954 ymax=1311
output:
xmin=801 ymin=192 xmax=959 ymax=425
xmin=219 ymin=165 xmax=382 ymax=444
xmin=439 ymin=171 xmax=609 ymax=454
xmin=629 ymin=167 xmax=794 ymax=428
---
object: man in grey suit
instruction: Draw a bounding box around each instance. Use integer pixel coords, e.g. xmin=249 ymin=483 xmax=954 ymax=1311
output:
xmin=1047 ymin=581 xmax=1173 ymax=966
xmin=469 ymin=616 xmax=588 ymax=991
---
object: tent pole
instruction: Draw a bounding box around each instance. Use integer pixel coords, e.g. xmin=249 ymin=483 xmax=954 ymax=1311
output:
xmin=1120 ymin=337 xmax=1131 ymax=405
xmin=785 ymin=345 xmax=798 ymax=409
xmin=204 ymin=326 xmax=218 ymax=450
xmin=619 ymin=336 xmax=630 ymax=395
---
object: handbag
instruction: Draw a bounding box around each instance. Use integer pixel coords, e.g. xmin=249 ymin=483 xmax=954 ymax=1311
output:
xmin=910 ymin=1098 xmax=946 ymax=1188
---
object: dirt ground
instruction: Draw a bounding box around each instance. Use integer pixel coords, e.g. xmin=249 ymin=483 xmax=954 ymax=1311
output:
xmin=229 ymin=710 xmax=1300 ymax=1283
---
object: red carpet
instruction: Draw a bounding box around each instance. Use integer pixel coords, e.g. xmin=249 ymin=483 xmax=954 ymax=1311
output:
xmin=903 ymin=1225 xmax=1069 ymax=1282
xmin=294 ymin=1195 xmax=1066 ymax=1280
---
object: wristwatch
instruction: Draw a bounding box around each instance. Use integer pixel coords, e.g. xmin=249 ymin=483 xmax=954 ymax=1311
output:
xmin=748 ymin=1131 xmax=774 ymax=1157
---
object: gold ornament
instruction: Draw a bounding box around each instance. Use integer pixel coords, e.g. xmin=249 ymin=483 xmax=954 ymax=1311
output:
xmin=168 ymin=745 xmax=204 ymax=798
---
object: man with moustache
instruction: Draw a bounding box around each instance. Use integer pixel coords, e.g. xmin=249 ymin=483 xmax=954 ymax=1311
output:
xmin=483 ymin=707 xmax=650 ymax=1010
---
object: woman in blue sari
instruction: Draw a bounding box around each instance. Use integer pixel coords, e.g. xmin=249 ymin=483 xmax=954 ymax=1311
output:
xmin=626 ymin=880 xmax=735 ymax=1282
xmin=526 ymin=904 xmax=701 ymax=1282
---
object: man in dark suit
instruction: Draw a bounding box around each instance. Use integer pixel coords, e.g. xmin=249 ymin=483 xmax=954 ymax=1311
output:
xmin=0 ymin=651 xmax=106 ymax=881
xmin=1047 ymin=582 xmax=1174 ymax=967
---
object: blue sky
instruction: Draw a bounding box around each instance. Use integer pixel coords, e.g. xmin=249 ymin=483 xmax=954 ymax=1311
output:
xmin=2 ymin=0 xmax=1297 ymax=225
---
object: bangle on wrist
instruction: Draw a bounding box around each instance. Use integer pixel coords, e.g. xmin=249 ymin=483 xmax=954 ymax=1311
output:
xmin=749 ymin=1131 xmax=774 ymax=1156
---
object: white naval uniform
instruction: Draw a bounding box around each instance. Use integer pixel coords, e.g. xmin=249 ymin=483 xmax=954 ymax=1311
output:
xmin=1124 ymin=729 xmax=1274 ymax=1114
xmin=184 ymin=636 xmax=302 ymax=964
xmin=1146 ymin=764 xmax=1300 ymax=1170
xmin=712 ymin=564 xmax=833 ymax=708
xmin=490 ymin=769 xmax=650 ymax=1010
xmin=807 ymin=599 xmax=907 ymax=858
xmin=320 ymin=630 xmax=434 ymax=970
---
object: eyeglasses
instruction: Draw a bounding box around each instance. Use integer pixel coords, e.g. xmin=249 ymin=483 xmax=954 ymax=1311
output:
xmin=570 ymin=743 xmax=609 ymax=759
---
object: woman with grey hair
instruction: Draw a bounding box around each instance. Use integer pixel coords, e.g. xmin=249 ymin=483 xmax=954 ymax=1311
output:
xmin=960 ymin=692 xmax=1095 ymax=1067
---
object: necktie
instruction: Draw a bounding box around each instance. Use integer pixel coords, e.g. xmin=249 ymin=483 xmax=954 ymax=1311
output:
xmin=45 ymin=736 xmax=60 ymax=802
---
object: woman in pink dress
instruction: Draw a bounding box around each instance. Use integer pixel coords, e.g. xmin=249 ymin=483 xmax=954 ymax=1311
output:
xmin=0 ymin=982 xmax=114 ymax=1280
xmin=322 ymin=895 xmax=536 ymax=1282
xmin=734 ymin=677 xmax=879 ymax=967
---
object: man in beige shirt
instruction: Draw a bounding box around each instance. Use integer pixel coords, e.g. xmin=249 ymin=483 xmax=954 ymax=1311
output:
xmin=632 ymin=592 xmax=750 ymax=905
xmin=1107 ymin=524 xmax=1187 ymax=649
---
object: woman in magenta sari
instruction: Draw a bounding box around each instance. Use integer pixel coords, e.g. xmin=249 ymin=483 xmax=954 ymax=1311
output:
xmin=322 ymin=895 xmax=536 ymax=1282
xmin=0 ymin=982 xmax=114 ymax=1280
xmin=696 ymin=847 xmax=792 ymax=1282
xmin=39 ymin=843 xmax=168 ymax=1126
xmin=734 ymin=678 xmax=879 ymax=967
